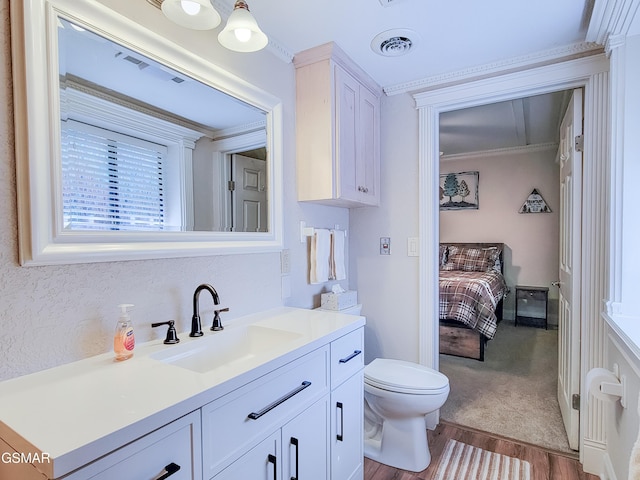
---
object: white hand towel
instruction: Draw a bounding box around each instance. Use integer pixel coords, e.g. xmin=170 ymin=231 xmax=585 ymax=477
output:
xmin=310 ymin=229 xmax=331 ymax=284
xmin=330 ymin=229 xmax=346 ymax=281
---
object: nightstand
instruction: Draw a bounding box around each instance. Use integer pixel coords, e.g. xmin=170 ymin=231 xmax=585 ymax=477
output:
xmin=515 ymin=285 xmax=549 ymax=329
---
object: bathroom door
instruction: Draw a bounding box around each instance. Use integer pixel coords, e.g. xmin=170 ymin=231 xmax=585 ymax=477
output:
xmin=231 ymin=154 xmax=267 ymax=232
xmin=557 ymin=88 xmax=582 ymax=451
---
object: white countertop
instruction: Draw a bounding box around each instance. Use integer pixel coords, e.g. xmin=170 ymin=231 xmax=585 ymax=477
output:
xmin=0 ymin=307 xmax=365 ymax=479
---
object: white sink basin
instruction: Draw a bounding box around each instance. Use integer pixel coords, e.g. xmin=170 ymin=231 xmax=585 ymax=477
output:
xmin=150 ymin=324 xmax=302 ymax=374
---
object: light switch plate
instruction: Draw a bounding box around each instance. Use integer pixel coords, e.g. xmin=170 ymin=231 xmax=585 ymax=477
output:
xmin=280 ymin=249 xmax=291 ymax=274
xmin=407 ymin=237 xmax=419 ymax=256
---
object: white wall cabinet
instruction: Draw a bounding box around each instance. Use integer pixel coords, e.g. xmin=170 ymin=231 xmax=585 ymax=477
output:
xmin=295 ymin=42 xmax=381 ymax=208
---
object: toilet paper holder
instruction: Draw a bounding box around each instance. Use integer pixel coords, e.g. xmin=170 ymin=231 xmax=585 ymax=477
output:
xmin=599 ymin=376 xmax=625 ymax=398
xmin=588 ymin=364 xmax=627 ymax=408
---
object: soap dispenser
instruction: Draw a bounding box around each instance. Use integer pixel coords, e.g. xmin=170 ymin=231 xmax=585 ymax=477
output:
xmin=114 ymin=304 xmax=135 ymax=361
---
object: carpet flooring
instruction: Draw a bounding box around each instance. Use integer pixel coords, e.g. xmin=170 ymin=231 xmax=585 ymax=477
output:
xmin=439 ymin=320 xmax=573 ymax=454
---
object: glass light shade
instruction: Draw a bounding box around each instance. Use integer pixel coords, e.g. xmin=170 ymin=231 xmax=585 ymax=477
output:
xmin=218 ymin=1 xmax=268 ymax=52
xmin=161 ymin=0 xmax=221 ymax=30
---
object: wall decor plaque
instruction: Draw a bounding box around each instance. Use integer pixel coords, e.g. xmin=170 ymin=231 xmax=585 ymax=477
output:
xmin=519 ymin=188 xmax=551 ymax=213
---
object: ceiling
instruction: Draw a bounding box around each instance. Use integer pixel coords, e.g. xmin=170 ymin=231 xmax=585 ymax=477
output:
xmin=439 ymin=91 xmax=571 ymax=156
xmin=242 ymin=0 xmax=595 ymax=155
xmin=247 ymin=0 xmax=595 ymax=90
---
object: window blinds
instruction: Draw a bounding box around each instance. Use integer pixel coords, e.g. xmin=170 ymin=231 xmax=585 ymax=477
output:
xmin=61 ymin=121 xmax=168 ymax=231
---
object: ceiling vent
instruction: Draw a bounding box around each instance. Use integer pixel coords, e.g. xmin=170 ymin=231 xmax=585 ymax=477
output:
xmin=371 ymin=29 xmax=419 ymax=57
xmin=377 ymin=0 xmax=405 ymax=7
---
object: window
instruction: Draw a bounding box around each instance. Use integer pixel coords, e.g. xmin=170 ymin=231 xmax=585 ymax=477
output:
xmin=61 ymin=120 xmax=168 ymax=231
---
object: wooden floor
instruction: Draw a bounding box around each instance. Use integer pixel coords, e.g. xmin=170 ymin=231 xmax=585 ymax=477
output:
xmin=363 ymin=421 xmax=598 ymax=480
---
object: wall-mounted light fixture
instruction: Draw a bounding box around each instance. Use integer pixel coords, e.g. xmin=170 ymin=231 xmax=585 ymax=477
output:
xmin=157 ymin=0 xmax=268 ymax=52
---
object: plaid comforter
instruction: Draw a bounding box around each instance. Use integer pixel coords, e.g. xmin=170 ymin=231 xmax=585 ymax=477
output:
xmin=439 ymin=269 xmax=507 ymax=339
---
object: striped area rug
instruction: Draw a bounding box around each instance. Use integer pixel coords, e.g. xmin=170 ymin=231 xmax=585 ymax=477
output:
xmin=433 ymin=439 xmax=531 ymax=480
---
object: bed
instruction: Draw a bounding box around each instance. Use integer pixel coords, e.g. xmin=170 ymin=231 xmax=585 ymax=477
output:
xmin=439 ymin=242 xmax=507 ymax=361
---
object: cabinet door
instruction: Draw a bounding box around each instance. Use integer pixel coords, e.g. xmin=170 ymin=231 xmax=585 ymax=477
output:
xmin=357 ymin=86 xmax=380 ymax=205
xmin=335 ymin=65 xmax=360 ymax=203
xmin=331 ymin=372 xmax=364 ymax=480
xmin=213 ymin=431 xmax=280 ymax=480
xmin=282 ymin=397 xmax=329 ymax=480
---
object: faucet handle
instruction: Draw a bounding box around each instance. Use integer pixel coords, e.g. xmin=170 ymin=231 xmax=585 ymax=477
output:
xmin=211 ymin=307 xmax=229 ymax=332
xmin=152 ymin=320 xmax=180 ymax=345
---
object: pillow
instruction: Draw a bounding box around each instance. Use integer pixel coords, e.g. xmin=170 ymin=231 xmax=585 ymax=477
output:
xmin=439 ymin=244 xmax=448 ymax=268
xmin=442 ymin=245 xmax=501 ymax=272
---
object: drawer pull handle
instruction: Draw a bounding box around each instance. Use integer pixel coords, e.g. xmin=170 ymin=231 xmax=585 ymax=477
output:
xmin=336 ymin=402 xmax=344 ymax=442
xmin=268 ymin=454 xmax=277 ymax=480
xmin=248 ymin=381 xmax=312 ymax=420
xmin=339 ymin=350 xmax=362 ymax=364
xmin=290 ymin=437 xmax=299 ymax=480
xmin=156 ymin=462 xmax=180 ymax=479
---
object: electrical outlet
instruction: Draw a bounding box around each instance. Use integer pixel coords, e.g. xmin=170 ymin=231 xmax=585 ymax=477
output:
xmin=380 ymin=237 xmax=391 ymax=255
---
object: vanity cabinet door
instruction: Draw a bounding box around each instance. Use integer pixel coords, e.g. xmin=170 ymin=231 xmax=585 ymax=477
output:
xmin=212 ymin=431 xmax=280 ymax=480
xmin=64 ymin=411 xmax=201 ymax=480
xmin=331 ymin=371 xmax=364 ymax=480
xmin=281 ymin=396 xmax=329 ymax=480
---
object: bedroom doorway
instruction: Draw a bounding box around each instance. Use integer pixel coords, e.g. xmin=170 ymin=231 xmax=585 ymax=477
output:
xmin=436 ymin=89 xmax=575 ymax=452
xmin=414 ymin=54 xmax=609 ymax=457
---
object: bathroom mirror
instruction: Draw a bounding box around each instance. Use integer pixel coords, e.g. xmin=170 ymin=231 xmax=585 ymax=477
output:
xmin=12 ymin=0 xmax=284 ymax=265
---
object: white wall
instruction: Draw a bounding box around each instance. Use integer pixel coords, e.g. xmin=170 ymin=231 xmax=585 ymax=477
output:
xmin=350 ymin=92 xmax=420 ymax=364
xmin=0 ymin=0 xmax=348 ymax=381
xmin=602 ymin=32 xmax=640 ymax=480
xmin=440 ymin=149 xmax=560 ymax=320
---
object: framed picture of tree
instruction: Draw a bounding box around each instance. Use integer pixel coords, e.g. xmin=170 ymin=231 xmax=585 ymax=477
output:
xmin=439 ymin=171 xmax=479 ymax=210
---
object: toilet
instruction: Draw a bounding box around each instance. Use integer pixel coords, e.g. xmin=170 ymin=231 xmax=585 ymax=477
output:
xmin=363 ymin=358 xmax=449 ymax=472
xmin=318 ymin=302 xmax=450 ymax=473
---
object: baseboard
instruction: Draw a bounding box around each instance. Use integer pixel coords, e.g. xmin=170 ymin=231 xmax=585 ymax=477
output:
xmin=602 ymin=453 xmax=617 ymax=480
xmin=582 ymin=439 xmax=608 ymax=477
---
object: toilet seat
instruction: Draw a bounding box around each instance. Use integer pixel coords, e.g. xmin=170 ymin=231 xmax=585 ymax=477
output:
xmin=365 ymin=358 xmax=449 ymax=395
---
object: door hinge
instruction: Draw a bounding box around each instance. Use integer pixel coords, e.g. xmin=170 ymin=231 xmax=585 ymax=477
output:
xmin=228 ymin=180 xmax=235 ymax=191
xmin=575 ymin=135 xmax=584 ymax=153
xmin=572 ymin=393 xmax=580 ymax=410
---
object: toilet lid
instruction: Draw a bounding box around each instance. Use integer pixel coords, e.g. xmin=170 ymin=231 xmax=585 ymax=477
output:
xmin=364 ymin=358 xmax=449 ymax=393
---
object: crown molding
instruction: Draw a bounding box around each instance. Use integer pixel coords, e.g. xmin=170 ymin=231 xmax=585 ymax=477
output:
xmin=440 ymin=142 xmax=558 ymax=162
xmin=383 ymin=42 xmax=603 ymax=96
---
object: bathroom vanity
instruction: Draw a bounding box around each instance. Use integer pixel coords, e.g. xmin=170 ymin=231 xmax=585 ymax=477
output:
xmin=0 ymin=308 xmax=365 ymax=480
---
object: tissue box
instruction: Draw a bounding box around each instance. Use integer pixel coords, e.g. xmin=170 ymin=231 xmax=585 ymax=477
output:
xmin=320 ymin=290 xmax=357 ymax=311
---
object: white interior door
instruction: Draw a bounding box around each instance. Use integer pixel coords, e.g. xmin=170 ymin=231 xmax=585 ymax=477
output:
xmin=557 ymin=88 xmax=582 ymax=451
xmin=231 ymin=154 xmax=267 ymax=232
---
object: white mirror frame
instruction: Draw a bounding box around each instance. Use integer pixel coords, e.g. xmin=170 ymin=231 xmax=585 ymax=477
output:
xmin=11 ymin=0 xmax=284 ymax=265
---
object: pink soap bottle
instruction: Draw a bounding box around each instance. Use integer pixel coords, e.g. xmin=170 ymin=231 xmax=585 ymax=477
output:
xmin=114 ymin=304 xmax=135 ymax=361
